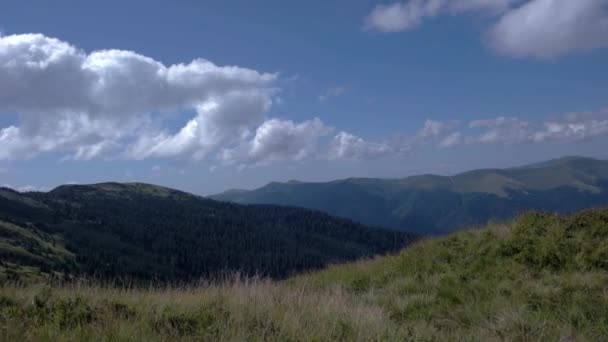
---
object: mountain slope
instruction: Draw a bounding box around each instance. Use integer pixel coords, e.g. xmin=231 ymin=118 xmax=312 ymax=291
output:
xmin=211 ymin=156 xmax=608 ymax=234
xmin=0 ymin=183 xmax=413 ymax=282
xmin=1 ymin=207 xmax=607 ymax=340
xmin=289 ymin=207 xmax=608 ymax=340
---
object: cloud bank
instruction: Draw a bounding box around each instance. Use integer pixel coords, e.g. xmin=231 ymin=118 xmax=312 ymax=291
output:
xmin=1 ymin=33 xmax=607 ymax=168
xmin=0 ymin=33 xmax=278 ymax=162
xmin=0 ymin=33 xmax=381 ymax=166
xmin=467 ymin=109 xmax=608 ymax=144
xmin=364 ymin=0 xmax=608 ymax=58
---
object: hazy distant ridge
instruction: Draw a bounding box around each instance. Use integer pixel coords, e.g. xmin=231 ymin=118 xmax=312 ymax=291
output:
xmin=211 ymin=156 xmax=608 ymax=234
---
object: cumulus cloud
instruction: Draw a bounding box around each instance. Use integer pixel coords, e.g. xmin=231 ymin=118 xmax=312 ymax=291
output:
xmin=220 ymin=108 xmax=608 ymax=166
xmin=328 ymin=132 xmax=393 ymax=160
xmin=220 ymin=118 xmax=334 ymax=166
xmin=0 ymin=34 xmax=275 ymax=115
xmin=416 ymin=119 xmax=454 ymax=140
xmin=364 ymin=1 xmax=443 ymax=32
xmin=0 ymin=33 xmax=399 ymax=166
xmin=123 ymin=92 xmax=273 ymax=160
xmin=410 ymin=119 xmax=462 ymax=148
xmin=489 ymin=0 xmax=608 ymax=58
xmin=0 ymin=33 xmax=276 ymax=161
xmin=364 ymin=0 xmax=608 ymax=58
xmin=2 ymin=33 xmax=607 ymax=168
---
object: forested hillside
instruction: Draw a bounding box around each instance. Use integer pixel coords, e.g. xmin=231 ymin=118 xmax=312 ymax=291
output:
xmin=0 ymin=183 xmax=413 ymax=282
xmin=212 ymin=156 xmax=608 ymax=234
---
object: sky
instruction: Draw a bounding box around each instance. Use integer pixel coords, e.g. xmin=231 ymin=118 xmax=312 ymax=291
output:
xmin=1 ymin=0 xmax=608 ymax=195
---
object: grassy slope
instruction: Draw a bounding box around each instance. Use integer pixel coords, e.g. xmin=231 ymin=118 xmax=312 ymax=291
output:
xmin=0 ymin=220 xmax=75 ymax=282
xmin=1 ymin=208 xmax=607 ymax=341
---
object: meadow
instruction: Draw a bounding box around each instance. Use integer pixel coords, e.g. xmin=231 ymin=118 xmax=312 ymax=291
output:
xmin=2 ymin=208 xmax=608 ymax=341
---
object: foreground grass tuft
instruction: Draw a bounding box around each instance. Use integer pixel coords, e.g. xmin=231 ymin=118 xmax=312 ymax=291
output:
xmin=2 ymin=208 xmax=608 ymax=341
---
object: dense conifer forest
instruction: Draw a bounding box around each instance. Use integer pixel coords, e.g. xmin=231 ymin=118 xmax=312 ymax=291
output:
xmin=0 ymin=182 xmax=413 ymax=282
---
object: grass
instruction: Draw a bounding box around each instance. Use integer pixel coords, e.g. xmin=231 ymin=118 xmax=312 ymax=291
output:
xmin=0 ymin=220 xmax=75 ymax=282
xmin=2 ymin=208 xmax=608 ymax=341
xmin=0 ymin=278 xmax=397 ymax=341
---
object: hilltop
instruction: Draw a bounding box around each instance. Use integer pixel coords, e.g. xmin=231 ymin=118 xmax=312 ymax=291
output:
xmin=211 ymin=156 xmax=608 ymax=234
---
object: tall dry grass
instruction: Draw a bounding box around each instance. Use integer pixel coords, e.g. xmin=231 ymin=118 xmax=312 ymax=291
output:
xmin=0 ymin=276 xmax=404 ymax=341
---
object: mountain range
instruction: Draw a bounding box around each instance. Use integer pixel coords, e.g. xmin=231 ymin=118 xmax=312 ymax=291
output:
xmin=3 ymin=155 xmax=608 ymax=283
xmin=211 ymin=156 xmax=608 ymax=234
xmin=0 ymin=183 xmax=412 ymax=282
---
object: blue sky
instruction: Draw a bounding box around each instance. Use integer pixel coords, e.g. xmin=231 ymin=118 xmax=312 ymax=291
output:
xmin=1 ymin=0 xmax=608 ymax=194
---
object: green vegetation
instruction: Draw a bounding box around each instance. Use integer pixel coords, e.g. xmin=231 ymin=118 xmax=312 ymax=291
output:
xmin=211 ymin=156 xmax=608 ymax=234
xmin=0 ymin=220 xmax=76 ymax=282
xmin=1 ymin=208 xmax=607 ymax=341
xmin=0 ymin=183 xmax=412 ymax=282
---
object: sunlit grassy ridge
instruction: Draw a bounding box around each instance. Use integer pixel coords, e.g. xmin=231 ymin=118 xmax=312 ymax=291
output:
xmin=1 ymin=208 xmax=607 ymax=341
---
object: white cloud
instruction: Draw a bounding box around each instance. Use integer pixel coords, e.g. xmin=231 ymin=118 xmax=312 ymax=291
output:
xmin=221 ymin=108 xmax=608 ymax=166
xmin=123 ymin=91 xmax=273 ymax=160
xmin=531 ymin=110 xmax=608 ymax=142
xmin=2 ymin=34 xmax=607 ymax=168
xmin=451 ymin=0 xmax=515 ymax=12
xmin=363 ymin=0 xmax=514 ymax=32
xmin=319 ymin=86 xmax=347 ymax=101
xmin=416 ymin=119 xmax=453 ymax=139
xmin=364 ymin=1 xmax=444 ymax=32
xmin=328 ymin=132 xmax=393 ymax=160
xmin=468 ymin=116 xmax=531 ymax=143
xmin=71 ymin=140 xmax=120 ymax=161
xmin=439 ymin=132 xmax=462 ymax=147
xmin=364 ymin=0 xmax=608 ymax=58
xmin=467 ymin=109 xmax=608 ymax=144
xmin=489 ymin=0 xmax=608 ymax=58
xmin=220 ymin=118 xmax=334 ymax=166
xmin=0 ymin=33 xmax=276 ymax=161
xmin=381 ymin=119 xmax=463 ymax=154
xmin=0 ymin=33 xmax=394 ymax=166
xmin=410 ymin=119 xmax=462 ymax=147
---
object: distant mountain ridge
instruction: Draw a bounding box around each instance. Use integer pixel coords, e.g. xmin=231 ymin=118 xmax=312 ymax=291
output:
xmin=0 ymin=182 xmax=413 ymax=282
xmin=210 ymin=156 xmax=608 ymax=234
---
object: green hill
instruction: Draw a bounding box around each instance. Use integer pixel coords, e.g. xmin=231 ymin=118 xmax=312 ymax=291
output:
xmin=1 ymin=207 xmax=606 ymax=341
xmin=0 ymin=183 xmax=412 ymax=283
xmin=211 ymin=156 xmax=608 ymax=234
